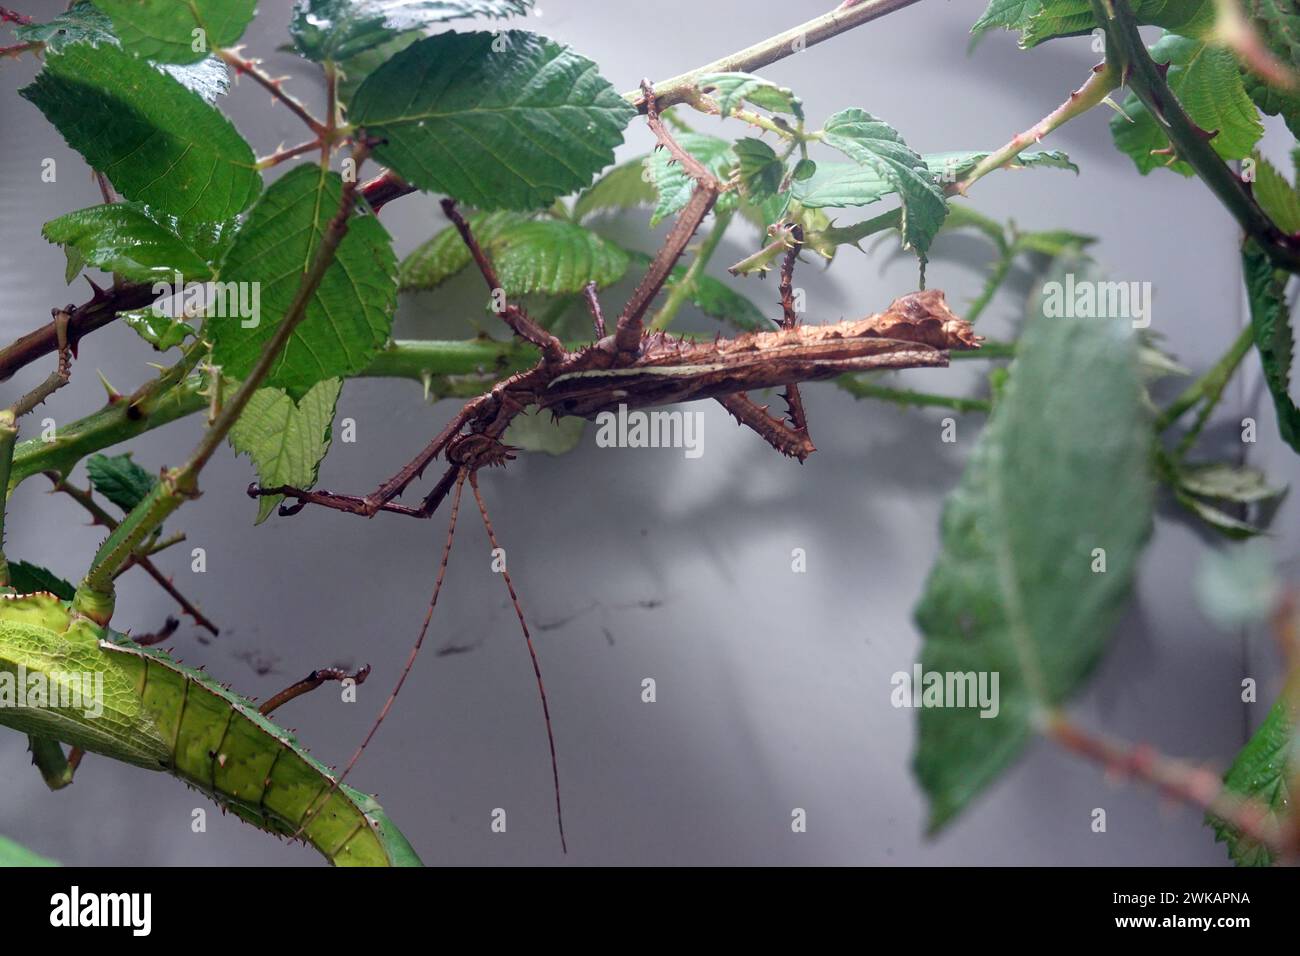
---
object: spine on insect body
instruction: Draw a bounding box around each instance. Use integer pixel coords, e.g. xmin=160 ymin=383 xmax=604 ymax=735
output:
xmin=0 ymin=592 xmax=421 ymax=867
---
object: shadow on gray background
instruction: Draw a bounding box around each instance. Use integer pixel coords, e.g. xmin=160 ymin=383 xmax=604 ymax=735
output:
xmin=0 ymin=0 xmax=1292 ymax=865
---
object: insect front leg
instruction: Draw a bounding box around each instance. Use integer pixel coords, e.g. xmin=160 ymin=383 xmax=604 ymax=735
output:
xmin=249 ymin=401 xmax=481 ymax=519
xmin=440 ymin=199 xmax=565 ymax=362
xmin=612 ymin=81 xmax=722 ymax=363
xmin=27 ymin=735 xmax=81 ymax=791
xmin=259 ymin=664 xmax=371 ymax=716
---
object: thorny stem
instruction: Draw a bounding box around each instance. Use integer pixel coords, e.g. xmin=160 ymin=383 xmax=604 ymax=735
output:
xmin=216 ymin=47 xmax=327 ymax=137
xmin=631 ymin=0 xmax=926 ymax=111
xmin=0 ymin=311 xmax=72 ymax=587
xmin=949 ymin=60 xmax=1121 ymax=196
xmin=256 ymin=139 xmax=322 ymax=170
xmin=1044 ymin=712 xmax=1292 ymax=862
xmin=1094 ymin=0 xmax=1300 ymax=273
xmin=71 ymin=146 xmax=372 ymax=623
xmin=650 ymin=209 xmax=734 ymax=331
xmin=48 ymin=477 xmax=218 ymax=635
xmin=1155 ymin=324 xmax=1254 ymax=436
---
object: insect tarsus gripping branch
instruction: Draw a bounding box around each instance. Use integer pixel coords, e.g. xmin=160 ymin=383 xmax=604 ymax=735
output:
xmin=257 ymin=81 xmax=981 ymax=854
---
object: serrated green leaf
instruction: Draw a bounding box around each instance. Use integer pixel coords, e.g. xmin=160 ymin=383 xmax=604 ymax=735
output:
xmin=398 ymin=211 xmax=522 ymax=290
xmin=291 ymin=0 xmax=532 ymax=62
xmin=336 ymin=29 xmax=422 ymax=105
xmin=648 ymin=133 xmax=737 ymax=227
xmin=86 ymin=453 xmax=158 ymax=513
xmin=503 ymin=404 xmax=585 ymax=456
xmin=159 ymin=56 xmax=231 ymax=103
xmin=1175 ymin=489 xmax=1265 ymax=538
xmin=210 ymin=165 xmax=397 ymax=401
xmin=399 ymin=213 xmax=627 ymax=296
xmin=13 ymin=2 xmax=231 ymax=100
xmin=695 ymin=71 xmax=802 ymax=120
xmin=41 ymin=203 xmax=228 ymax=282
xmin=790 ymin=162 xmax=893 ymax=208
xmin=673 ymin=267 xmax=774 ymax=330
xmin=1179 ymin=462 xmax=1285 ymax=503
xmin=1210 ymin=695 xmax=1294 ymax=866
xmin=1243 ymin=239 xmax=1300 ymax=453
xmin=349 ymin=30 xmax=634 ymax=210
xmin=926 ymin=149 xmax=1079 ymax=181
xmin=93 ymin=0 xmax=255 ymax=64
xmin=229 ymin=379 xmax=343 ymax=524
xmin=122 ymin=309 xmax=196 ymax=351
xmin=972 ymin=0 xmax=1213 ymax=47
xmin=1251 ymin=151 xmax=1300 ymax=233
xmin=820 ymin=109 xmax=947 ymax=258
xmin=488 ymin=218 xmax=629 ymax=296
xmin=20 ymin=42 xmax=260 ymax=219
xmin=573 ymin=156 xmax=657 ymax=222
xmin=913 ymin=262 xmax=1151 ymax=832
xmin=732 ymin=137 xmax=786 ymax=205
xmin=13 ymin=1 xmax=114 ymax=51
xmin=1110 ymin=34 xmax=1264 ymax=176
xmin=0 ymin=835 xmax=59 ymax=867
xmin=6 ymin=561 xmax=77 ymax=602
xmin=1240 ymin=0 xmax=1300 ymax=137
xmin=1195 ymin=540 xmax=1280 ymax=629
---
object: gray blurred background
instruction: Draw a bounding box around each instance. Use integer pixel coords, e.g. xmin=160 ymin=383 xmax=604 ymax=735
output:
xmin=0 ymin=0 xmax=1294 ymax=865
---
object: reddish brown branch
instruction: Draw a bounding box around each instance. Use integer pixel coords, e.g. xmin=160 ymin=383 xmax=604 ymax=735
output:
xmin=1045 ymin=713 xmax=1293 ymax=862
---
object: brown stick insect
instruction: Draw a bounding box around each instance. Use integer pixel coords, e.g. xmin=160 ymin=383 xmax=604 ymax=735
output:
xmin=254 ymin=82 xmax=981 ymax=853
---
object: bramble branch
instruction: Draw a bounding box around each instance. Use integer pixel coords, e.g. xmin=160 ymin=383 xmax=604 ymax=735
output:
xmin=217 ymin=47 xmax=326 ymax=136
xmin=1045 ymin=712 xmax=1294 ymax=862
xmin=1093 ymin=0 xmax=1300 ymax=273
xmin=631 ymin=0 xmax=926 ymax=111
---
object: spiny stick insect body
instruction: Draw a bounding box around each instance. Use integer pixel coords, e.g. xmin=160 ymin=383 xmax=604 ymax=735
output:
xmin=258 ymin=83 xmax=981 ymax=854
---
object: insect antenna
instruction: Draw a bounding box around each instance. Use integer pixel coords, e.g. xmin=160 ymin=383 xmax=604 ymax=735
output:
xmin=292 ymin=468 xmax=468 ymax=839
xmin=468 ymin=471 xmax=567 ymax=854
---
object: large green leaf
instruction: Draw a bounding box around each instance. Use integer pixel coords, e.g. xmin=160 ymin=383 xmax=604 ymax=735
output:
xmin=210 ymin=165 xmax=397 ymax=400
xmin=229 ymin=379 xmax=343 ymax=524
xmin=1110 ymin=34 xmax=1264 ymax=176
xmin=15 ymin=3 xmax=231 ymax=102
xmin=913 ymin=266 xmax=1152 ymax=831
xmin=819 ymin=109 xmax=948 ymax=258
xmin=1210 ymin=695 xmax=1295 ymax=866
xmin=349 ymin=30 xmax=634 ymax=210
xmin=291 ymin=0 xmax=532 ymax=61
xmin=648 ymin=132 xmax=736 ymax=227
xmin=1243 ymin=239 xmax=1300 ymax=453
xmin=93 ymin=0 xmax=255 ymax=63
xmin=41 ymin=202 xmax=233 ymax=282
xmin=86 ymin=452 xmax=158 ymax=513
xmin=573 ymin=156 xmax=656 ymax=222
xmin=20 ymin=42 xmax=260 ymax=219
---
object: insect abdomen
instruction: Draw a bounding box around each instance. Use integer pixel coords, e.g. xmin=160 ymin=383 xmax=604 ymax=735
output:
xmin=106 ymin=642 xmax=420 ymax=867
